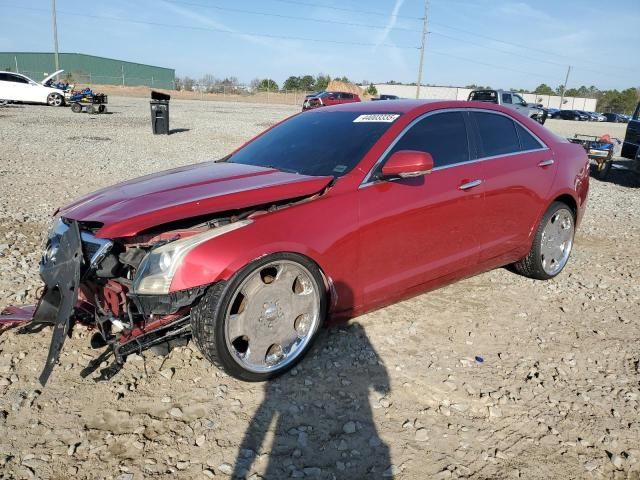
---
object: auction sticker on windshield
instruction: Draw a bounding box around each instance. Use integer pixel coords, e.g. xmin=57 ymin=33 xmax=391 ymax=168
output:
xmin=353 ymin=114 xmax=400 ymax=123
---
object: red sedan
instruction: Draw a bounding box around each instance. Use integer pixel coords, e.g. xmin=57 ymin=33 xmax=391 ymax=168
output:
xmin=18 ymin=100 xmax=589 ymax=384
xmin=302 ymin=91 xmax=361 ymax=110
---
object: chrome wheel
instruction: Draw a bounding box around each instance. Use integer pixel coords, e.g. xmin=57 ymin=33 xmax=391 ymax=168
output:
xmin=224 ymin=260 xmax=321 ymax=373
xmin=47 ymin=93 xmax=63 ymax=106
xmin=540 ymin=208 xmax=574 ymax=276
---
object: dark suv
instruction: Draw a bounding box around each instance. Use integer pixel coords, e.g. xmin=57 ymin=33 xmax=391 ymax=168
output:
xmin=302 ymin=91 xmax=361 ymax=111
xmin=622 ymin=102 xmax=640 ymax=161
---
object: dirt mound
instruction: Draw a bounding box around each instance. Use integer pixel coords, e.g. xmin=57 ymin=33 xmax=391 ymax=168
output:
xmin=327 ymin=80 xmax=365 ymax=97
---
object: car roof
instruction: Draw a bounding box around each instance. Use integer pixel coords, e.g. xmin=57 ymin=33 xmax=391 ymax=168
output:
xmin=314 ymin=99 xmax=524 ymax=115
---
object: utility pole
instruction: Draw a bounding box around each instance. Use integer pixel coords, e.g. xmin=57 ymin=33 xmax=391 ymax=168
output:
xmin=52 ymin=0 xmax=60 ymax=79
xmin=559 ymin=65 xmax=571 ymax=108
xmin=416 ymin=0 xmax=429 ymax=99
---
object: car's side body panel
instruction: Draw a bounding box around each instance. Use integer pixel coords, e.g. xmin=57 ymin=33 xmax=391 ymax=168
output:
xmin=169 ymin=101 xmax=588 ymax=321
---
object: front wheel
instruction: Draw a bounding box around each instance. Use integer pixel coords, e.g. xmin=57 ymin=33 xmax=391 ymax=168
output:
xmin=513 ymin=202 xmax=575 ymax=280
xmin=191 ymin=253 xmax=327 ymax=381
xmin=47 ymin=93 xmax=64 ymax=107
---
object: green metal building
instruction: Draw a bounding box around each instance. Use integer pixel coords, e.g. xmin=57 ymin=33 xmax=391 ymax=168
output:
xmin=0 ymin=52 xmax=175 ymax=89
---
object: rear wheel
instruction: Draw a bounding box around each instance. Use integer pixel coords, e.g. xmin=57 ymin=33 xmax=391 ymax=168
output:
xmin=47 ymin=93 xmax=64 ymax=107
xmin=513 ymin=202 xmax=575 ymax=280
xmin=191 ymin=253 xmax=326 ymax=381
xmin=87 ymin=105 xmax=97 ymax=114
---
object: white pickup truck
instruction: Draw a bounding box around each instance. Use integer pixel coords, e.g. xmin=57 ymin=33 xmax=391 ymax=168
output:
xmin=468 ymin=89 xmax=547 ymax=125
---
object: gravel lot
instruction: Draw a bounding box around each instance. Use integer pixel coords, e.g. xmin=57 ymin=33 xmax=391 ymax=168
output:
xmin=0 ymin=98 xmax=639 ymax=479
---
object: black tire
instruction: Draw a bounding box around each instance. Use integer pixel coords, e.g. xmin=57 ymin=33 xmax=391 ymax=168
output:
xmin=593 ymin=159 xmax=613 ymax=180
xmin=70 ymin=103 xmax=82 ymax=113
xmin=98 ymin=104 xmax=106 ymax=113
xmin=513 ymin=201 xmax=576 ymax=280
xmin=191 ymin=252 xmax=327 ymax=381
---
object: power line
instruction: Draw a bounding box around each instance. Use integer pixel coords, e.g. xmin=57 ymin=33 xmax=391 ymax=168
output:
xmin=429 ymin=31 xmax=568 ymax=68
xmin=262 ymin=0 xmax=424 ymax=20
xmin=165 ymin=0 xmax=423 ymax=32
xmin=429 ymin=20 xmax=640 ymax=74
xmin=2 ymin=5 xmax=419 ymax=49
xmin=427 ymin=49 xmax=551 ymax=79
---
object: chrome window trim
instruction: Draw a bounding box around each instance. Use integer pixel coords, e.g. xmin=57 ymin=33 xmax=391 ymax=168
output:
xmin=359 ymin=107 xmax=549 ymax=188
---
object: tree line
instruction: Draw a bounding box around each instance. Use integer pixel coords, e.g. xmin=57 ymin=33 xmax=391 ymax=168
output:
xmin=175 ymin=74 xmax=638 ymax=113
xmin=175 ymin=73 xmax=379 ymax=96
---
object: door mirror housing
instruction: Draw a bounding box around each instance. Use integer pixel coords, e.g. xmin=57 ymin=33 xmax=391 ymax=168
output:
xmin=381 ymin=150 xmax=434 ymax=179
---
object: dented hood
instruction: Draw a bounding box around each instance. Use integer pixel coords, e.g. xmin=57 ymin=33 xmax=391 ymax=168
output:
xmin=58 ymin=161 xmax=332 ymax=238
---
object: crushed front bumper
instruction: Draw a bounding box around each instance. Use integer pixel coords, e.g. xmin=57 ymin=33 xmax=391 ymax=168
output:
xmin=33 ymin=219 xmax=84 ymax=385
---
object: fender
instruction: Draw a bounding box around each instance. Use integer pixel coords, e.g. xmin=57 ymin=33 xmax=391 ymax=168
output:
xmin=169 ymin=192 xmax=362 ymax=313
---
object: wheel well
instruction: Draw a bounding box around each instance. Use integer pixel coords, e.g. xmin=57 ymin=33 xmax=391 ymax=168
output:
xmin=553 ymin=194 xmax=577 ymax=218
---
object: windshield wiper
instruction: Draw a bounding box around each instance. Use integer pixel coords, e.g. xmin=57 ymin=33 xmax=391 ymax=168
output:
xmin=264 ymin=165 xmax=299 ymax=174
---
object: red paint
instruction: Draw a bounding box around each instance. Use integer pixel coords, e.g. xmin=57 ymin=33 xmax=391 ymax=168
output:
xmin=0 ymin=304 xmax=36 ymax=334
xmin=52 ymin=100 xmax=588 ymax=320
xmin=58 ymin=162 xmax=332 ymax=238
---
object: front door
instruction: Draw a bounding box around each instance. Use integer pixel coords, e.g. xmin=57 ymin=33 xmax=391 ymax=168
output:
xmin=5 ymin=74 xmax=32 ymax=102
xmin=358 ymin=111 xmax=485 ymax=306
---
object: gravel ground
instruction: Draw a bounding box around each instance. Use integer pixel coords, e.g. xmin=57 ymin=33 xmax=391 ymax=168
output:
xmin=0 ymin=98 xmax=639 ymax=479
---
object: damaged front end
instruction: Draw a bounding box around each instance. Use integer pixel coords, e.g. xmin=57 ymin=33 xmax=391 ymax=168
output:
xmin=9 ymin=214 xmax=250 ymax=386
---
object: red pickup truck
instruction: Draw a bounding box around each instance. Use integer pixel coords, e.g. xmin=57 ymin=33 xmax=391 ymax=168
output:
xmin=302 ymin=91 xmax=361 ymax=111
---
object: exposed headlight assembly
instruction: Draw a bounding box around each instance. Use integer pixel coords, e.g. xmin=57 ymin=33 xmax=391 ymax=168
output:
xmin=132 ymin=220 xmax=252 ymax=295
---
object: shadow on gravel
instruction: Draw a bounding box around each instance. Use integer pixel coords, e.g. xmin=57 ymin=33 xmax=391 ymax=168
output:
xmin=169 ymin=128 xmax=191 ymax=135
xmin=590 ymin=160 xmax=640 ymax=188
xmin=232 ymin=322 xmax=392 ymax=479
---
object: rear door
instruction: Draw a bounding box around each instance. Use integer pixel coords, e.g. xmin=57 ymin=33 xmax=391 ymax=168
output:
xmin=358 ymin=111 xmax=485 ymax=306
xmin=622 ymin=102 xmax=640 ymax=159
xmin=470 ymin=111 xmax=555 ymax=264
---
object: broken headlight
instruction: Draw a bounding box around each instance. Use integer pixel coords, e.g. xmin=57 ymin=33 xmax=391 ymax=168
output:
xmin=132 ymin=220 xmax=252 ymax=295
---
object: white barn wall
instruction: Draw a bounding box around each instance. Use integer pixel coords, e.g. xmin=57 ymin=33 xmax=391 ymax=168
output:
xmin=371 ymin=85 xmax=597 ymax=111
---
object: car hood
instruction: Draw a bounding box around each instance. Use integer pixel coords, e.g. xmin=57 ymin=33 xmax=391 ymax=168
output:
xmin=41 ymin=69 xmax=64 ymax=85
xmin=58 ymin=161 xmax=333 ymax=238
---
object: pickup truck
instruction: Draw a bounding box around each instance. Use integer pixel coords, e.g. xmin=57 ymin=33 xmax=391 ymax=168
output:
xmin=468 ymin=89 xmax=547 ymax=124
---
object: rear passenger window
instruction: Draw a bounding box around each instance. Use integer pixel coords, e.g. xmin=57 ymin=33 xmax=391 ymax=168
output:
xmin=388 ymin=112 xmax=469 ymax=168
xmin=473 ymin=112 xmax=520 ymax=157
xmin=514 ymin=123 xmax=543 ymax=151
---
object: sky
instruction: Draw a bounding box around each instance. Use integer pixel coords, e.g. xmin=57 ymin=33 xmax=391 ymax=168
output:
xmin=0 ymin=0 xmax=638 ymax=90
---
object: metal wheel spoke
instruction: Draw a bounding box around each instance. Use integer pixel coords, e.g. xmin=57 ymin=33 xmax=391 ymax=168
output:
xmin=242 ymin=272 xmax=266 ymax=297
xmin=290 ymin=291 xmax=316 ymax=317
xmin=227 ymin=312 xmax=249 ymax=342
xmin=275 ymin=263 xmax=299 ymax=287
xmin=246 ymin=336 xmax=275 ymax=365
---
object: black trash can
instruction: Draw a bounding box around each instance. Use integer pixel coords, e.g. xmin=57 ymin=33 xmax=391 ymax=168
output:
xmin=150 ymin=91 xmax=171 ymax=135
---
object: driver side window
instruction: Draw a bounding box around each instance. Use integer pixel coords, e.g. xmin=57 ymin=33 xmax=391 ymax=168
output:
xmin=502 ymin=93 xmax=512 ymax=104
xmin=513 ymin=94 xmax=525 ymax=105
xmin=383 ymin=112 xmax=470 ymax=170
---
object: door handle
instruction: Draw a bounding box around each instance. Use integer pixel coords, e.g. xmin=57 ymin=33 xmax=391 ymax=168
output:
xmin=537 ymin=159 xmax=554 ymax=167
xmin=458 ymin=179 xmax=482 ymax=190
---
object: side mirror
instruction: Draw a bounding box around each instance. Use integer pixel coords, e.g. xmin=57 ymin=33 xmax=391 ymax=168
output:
xmin=381 ymin=150 xmax=434 ymax=179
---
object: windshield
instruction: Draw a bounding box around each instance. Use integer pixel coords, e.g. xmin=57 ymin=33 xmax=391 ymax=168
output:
xmin=227 ymin=111 xmax=401 ymax=177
